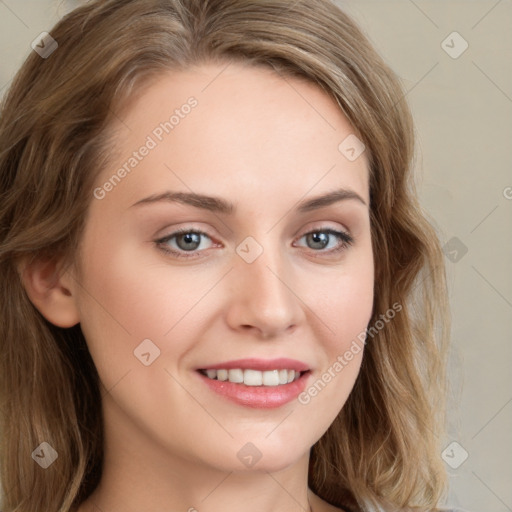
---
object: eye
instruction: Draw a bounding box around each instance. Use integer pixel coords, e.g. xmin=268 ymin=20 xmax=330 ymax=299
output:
xmin=155 ymin=226 xmax=354 ymax=260
xmin=294 ymin=228 xmax=354 ymax=255
xmin=155 ymin=228 xmax=215 ymax=259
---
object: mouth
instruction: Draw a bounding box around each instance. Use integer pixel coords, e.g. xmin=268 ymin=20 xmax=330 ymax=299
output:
xmin=195 ymin=358 xmax=312 ymax=408
xmin=197 ymin=368 xmax=309 ymax=386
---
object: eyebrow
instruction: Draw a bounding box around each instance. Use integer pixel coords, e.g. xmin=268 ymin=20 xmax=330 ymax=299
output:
xmin=130 ymin=187 xmax=367 ymax=214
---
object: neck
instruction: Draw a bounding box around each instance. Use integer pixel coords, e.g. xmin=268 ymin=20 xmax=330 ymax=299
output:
xmin=84 ymin=457 xmax=314 ymax=512
xmin=80 ymin=401 xmax=315 ymax=512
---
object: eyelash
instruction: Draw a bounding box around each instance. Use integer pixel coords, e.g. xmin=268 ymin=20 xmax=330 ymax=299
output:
xmin=155 ymin=227 xmax=354 ymax=260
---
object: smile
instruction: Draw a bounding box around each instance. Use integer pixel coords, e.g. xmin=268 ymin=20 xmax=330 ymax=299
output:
xmin=198 ymin=368 xmax=304 ymax=386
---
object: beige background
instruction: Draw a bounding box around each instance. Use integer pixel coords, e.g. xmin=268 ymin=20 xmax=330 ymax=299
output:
xmin=1 ymin=1 xmax=511 ymax=511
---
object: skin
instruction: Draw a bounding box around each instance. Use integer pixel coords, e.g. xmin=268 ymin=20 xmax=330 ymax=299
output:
xmin=26 ymin=63 xmax=374 ymax=512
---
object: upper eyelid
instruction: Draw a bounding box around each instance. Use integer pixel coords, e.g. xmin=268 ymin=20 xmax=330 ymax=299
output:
xmin=155 ymin=226 xmax=353 ymax=262
xmin=157 ymin=224 xmax=351 ymax=239
xmin=157 ymin=225 xmax=353 ymax=248
xmin=156 ymin=219 xmax=352 ymax=238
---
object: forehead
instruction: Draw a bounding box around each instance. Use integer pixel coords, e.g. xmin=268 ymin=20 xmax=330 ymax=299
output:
xmin=96 ymin=62 xmax=369 ymax=212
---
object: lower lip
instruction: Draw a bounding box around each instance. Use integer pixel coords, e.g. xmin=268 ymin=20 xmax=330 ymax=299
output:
xmin=196 ymin=371 xmax=311 ymax=409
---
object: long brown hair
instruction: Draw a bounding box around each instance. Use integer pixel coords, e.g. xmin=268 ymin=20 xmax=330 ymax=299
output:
xmin=0 ymin=1 xmax=450 ymax=511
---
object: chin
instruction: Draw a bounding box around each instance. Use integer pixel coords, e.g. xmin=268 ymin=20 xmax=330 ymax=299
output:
xmin=204 ymin=436 xmax=311 ymax=474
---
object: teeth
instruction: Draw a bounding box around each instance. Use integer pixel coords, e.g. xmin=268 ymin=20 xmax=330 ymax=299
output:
xmin=262 ymin=369 xmax=279 ymax=386
xmin=201 ymin=368 xmax=302 ymax=386
xmin=206 ymin=369 xmax=217 ymax=379
xmin=228 ymin=369 xmax=244 ymax=383
xmin=244 ymin=369 xmax=262 ymax=386
xmin=217 ymin=369 xmax=228 ymax=381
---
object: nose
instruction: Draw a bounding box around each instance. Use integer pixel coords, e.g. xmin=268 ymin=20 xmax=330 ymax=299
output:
xmin=224 ymin=242 xmax=305 ymax=340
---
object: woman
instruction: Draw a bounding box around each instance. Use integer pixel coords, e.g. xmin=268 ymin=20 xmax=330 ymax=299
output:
xmin=0 ymin=1 xmax=454 ymax=511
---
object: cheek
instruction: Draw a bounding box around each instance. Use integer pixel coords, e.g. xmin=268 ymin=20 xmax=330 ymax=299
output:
xmin=319 ymin=283 xmax=371 ymax=374
xmin=76 ymin=224 xmax=175 ymax=329
xmin=74 ymin=233 xmax=224 ymax=389
xmin=315 ymin=249 xmax=374 ymax=352
xmin=297 ymin=279 xmax=371 ymax=420
xmin=73 ymin=235 xmax=174 ymax=386
xmin=329 ymin=275 xmax=373 ymax=351
xmin=300 ymin=252 xmax=373 ymax=410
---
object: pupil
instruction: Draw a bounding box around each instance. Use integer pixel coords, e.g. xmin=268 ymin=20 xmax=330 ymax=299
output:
xmin=309 ymin=232 xmax=328 ymax=249
xmin=179 ymin=232 xmax=200 ymax=250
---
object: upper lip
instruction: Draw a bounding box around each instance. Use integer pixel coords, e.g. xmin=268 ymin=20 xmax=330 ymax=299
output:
xmin=198 ymin=358 xmax=310 ymax=372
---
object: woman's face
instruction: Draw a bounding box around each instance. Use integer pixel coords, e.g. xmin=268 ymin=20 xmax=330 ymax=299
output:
xmin=71 ymin=62 xmax=374 ymax=473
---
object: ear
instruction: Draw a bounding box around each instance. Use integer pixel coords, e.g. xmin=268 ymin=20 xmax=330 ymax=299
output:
xmin=18 ymin=255 xmax=80 ymax=328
